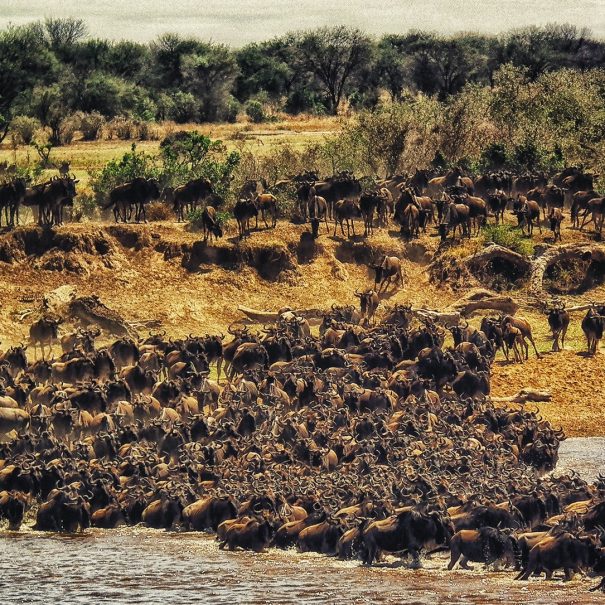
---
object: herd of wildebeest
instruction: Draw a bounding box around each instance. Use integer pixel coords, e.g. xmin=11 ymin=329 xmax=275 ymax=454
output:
xmin=1 ymin=162 xmax=605 ymax=590
xmin=0 ymin=164 xmax=603 ymax=244
xmin=0 ymin=299 xmax=603 ymax=590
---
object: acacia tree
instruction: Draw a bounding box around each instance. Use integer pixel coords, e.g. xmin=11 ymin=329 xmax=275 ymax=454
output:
xmin=294 ymin=26 xmax=373 ymax=114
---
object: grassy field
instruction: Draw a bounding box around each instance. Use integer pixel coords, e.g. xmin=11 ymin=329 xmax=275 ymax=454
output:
xmin=0 ymin=116 xmax=342 ymax=188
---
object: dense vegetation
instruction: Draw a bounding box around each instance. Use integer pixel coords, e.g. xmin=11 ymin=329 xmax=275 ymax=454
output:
xmin=1 ymin=19 xmax=603 ymax=129
xmin=1 ymin=19 xmax=604 ymax=201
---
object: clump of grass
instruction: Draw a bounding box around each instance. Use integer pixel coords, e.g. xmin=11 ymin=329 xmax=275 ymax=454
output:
xmin=483 ymin=224 xmax=534 ymax=256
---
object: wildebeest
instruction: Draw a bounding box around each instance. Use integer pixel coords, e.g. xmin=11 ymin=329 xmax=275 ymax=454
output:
xmin=354 ymin=289 xmax=379 ymax=325
xmin=581 ymin=306 xmax=605 ymax=355
xmin=548 ymin=208 xmax=564 ymax=242
xmin=0 ymin=177 xmax=26 ymax=226
xmin=439 ymin=199 xmax=470 ymax=240
xmin=513 ymin=197 xmax=541 ymax=236
xmin=105 ymin=178 xmax=160 ymax=223
xmin=487 ymin=190 xmax=508 ymax=225
xmin=372 ymin=256 xmax=404 ymax=292
xmin=173 ymin=178 xmax=213 ymax=222
xmin=23 ymin=175 xmax=79 ymax=226
xmin=544 ymin=300 xmax=570 ymax=352
xmin=448 ymin=528 xmax=519 ymax=570
xmin=254 ymin=193 xmax=278 ymax=229
xmin=333 ymin=199 xmax=362 ymax=238
xmin=233 ymin=199 xmax=258 ymax=239
xmin=29 ymin=317 xmax=62 ymax=359
xmin=201 ymin=206 xmax=223 ymax=242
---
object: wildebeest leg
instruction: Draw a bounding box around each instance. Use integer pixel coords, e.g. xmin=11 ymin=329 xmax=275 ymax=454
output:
xmin=459 ymin=556 xmax=473 ymax=570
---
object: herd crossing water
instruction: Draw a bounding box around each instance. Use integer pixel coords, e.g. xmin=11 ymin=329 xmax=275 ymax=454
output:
xmin=0 ymin=439 xmax=602 ymax=605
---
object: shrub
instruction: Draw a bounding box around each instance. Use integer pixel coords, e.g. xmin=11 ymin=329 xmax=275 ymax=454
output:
xmin=245 ymin=100 xmax=267 ymax=123
xmin=77 ymin=111 xmax=106 ymax=141
xmin=72 ymin=193 xmax=99 ymax=221
xmin=108 ymin=116 xmax=139 ymax=140
xmin=58 ymin=114 xmax=81 ymax=145
xmin=10 ymin=116 xmax=41 ymax=145
xmin=482 ymin=224 xmax=534 ymax=256
xmin=224 ymin=96 xmax=240 ymax=123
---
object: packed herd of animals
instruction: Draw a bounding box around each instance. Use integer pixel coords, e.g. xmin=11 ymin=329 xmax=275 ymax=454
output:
xmin=0 ymin=164 xmax=602 ymax=242
xmin=1 ymin=300 xmax=605 ymax=591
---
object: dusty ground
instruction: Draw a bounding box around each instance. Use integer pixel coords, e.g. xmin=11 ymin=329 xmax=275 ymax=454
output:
xmin=0 ymin=212 xmax=603 ymax=437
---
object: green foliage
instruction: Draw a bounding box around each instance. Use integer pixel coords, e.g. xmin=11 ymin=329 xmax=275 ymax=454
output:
xmin=10 ymin=116 xmax=41 ymax=145
xmin=90 ymin=143 xmax=159 ymax=205
xmin=483 ymin=225 xmax=534 ymax=256
xmin=245 ymin=100 xmax=267 ymax=123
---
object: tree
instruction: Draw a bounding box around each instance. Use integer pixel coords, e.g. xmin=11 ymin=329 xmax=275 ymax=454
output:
xmin=294 ymin=26 xmax=374 ymax=114
xmin=410 ymin=35 xmax=492 ymax=98
xmin=343 ymin=99 xmax=441 ymax=176
xmin=0 ymin=24 xmax=58 ymax=141
xmin=235 ymin=40 xmax=295 ymax=101
xmin=44 ymin=17 xmax=88 ymax=49
xmin=180 ymin=43 xmax=239 ymax=122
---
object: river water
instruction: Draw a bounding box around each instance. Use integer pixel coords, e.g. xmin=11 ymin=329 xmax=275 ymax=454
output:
xmin=0 ymin=438 xmax=602 ymax=605
xmin=1 ymin=0 xmax=603 ymax=44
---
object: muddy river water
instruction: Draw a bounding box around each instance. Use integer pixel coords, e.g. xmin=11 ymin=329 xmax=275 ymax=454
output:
xmin=0 ymin=438 xmax=602 ymax=605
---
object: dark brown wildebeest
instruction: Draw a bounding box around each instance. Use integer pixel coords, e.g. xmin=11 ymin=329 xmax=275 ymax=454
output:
xmin=448 ymin=527 xmax=519 ymax=570
xmin=311 ymin=173 xmax=362 ymax=219
xmin=105 ymin=177 xmax=159 ymax=223
xmin=515 ymin=532 xmax=599 ymax=581
xmin=512 ymin=172 xmax=548 ymax=196
xmin=201 ymin=206 xmax=223 ymax=242
xmin=544 ymin=300 xmax=570 ymax=352
xmin=254 ymin=193 xmax=278 ymax=229
xmin=359 ymin=191 xmax=381 ymax=236
xmin=0 ymin=177 xmax=26 ymax=226
xmin=173 ymin=178 xmax=213 ymax=222
xmin=354 ymin=289 xmax=379 ymax=325
xmin=571 ymin=190 xmax=599 ymax=228
xmin=23 ymin=175 xmax=79 ymax=226
xmin=548 ymin=207 xmax=564 ymax=242
xmin=29 ymin=317 xmax=62 ymax=360
xmin=362 ymin=508 xmax=453 ymax=567
xmin=526 ymin=185 xmax=564 ymax=220
xmin=233 ymin=199 xmax=258 ymax=239
xmin=581 ymin=305 xmax=605 ymax=355
xmin=487 ymin=190 xmax=508 ymax=225
xmin=372 ymin=256 xmax=404 ymax=292
xmin=333 ymin=199 xmax=362 ymax=237
xmin=513 ymin=197 xmax=541 ymax=236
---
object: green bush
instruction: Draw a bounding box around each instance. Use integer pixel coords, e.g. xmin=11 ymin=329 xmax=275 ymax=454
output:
xmin=483 ymin=224 xmax=534 ymax=256
xmin=10 ymin=115 xmax=41 ymax=145
xmin=245 ymin=100 xmax=267 ymax=123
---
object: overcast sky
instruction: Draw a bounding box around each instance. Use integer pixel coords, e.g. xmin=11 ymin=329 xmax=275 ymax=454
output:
xmin=1 ymin=0 xmax=602 ymax=44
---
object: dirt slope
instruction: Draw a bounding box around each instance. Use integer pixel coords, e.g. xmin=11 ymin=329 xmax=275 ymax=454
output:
xmin=0 ymin=218 xmax=603 ymax=436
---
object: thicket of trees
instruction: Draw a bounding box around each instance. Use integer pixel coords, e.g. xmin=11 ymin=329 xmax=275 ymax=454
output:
xmin=1 ymin=18 xmax=604 ymax=138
